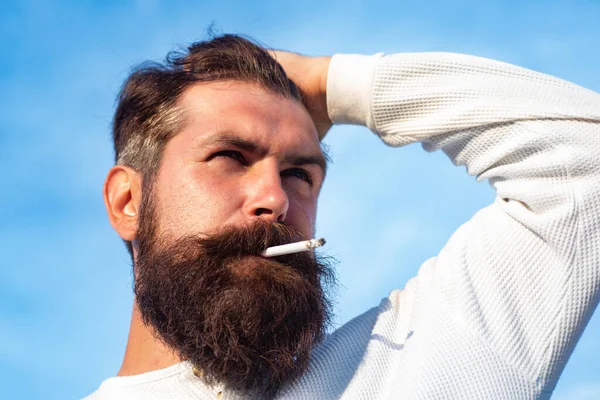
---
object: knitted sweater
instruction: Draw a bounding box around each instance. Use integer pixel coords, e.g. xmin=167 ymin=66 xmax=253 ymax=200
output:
xmin=85 ymin=52 xmax=600 ymax=400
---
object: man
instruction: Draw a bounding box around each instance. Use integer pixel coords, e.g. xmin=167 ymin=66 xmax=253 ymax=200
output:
xmin=85 ymin=34 xmax=600 ymax=399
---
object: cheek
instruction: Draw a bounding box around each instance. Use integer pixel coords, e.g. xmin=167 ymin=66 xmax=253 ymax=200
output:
xmin=154 ymin=167 xmax=245 ymax=235
xmin=286 ymin=194 xmax=318 ymax=236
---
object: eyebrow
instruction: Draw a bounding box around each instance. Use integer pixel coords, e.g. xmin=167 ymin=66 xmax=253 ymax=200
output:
xmin=209 ymin=134 xmax=329 ymax=176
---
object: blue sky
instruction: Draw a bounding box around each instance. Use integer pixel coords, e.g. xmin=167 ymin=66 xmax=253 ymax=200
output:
xmin=1 ymin=1 xmax=599 ymax=399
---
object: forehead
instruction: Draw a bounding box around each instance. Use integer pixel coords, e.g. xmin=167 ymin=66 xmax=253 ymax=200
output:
xmin=174 ymin=80 xmax=320 ymax=153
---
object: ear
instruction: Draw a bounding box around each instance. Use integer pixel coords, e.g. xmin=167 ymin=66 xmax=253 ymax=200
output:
xmin=103 ymin=165 xmax=143 ymax=242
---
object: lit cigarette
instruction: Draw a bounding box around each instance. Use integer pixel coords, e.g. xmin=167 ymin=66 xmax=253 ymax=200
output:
xmin=261 ymin=238 xmax=326 ymax=257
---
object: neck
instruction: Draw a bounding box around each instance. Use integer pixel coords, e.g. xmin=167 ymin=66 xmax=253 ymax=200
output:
xmin=118 ymin=302 xmax=181 ymax=376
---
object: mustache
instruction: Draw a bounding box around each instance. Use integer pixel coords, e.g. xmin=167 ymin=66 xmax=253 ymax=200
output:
xmin=197 ymin=220 xmax=306 ymax=258
xmin=138 ymin=219 xmax=310 ymax=265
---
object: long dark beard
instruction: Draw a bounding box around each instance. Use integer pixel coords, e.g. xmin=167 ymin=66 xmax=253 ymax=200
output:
xmin=133 ymin=192 xmax=335 ymax=399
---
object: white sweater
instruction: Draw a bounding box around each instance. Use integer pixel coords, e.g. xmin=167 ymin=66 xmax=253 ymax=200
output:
xmin=85 ymin=52 xmax=600 ymax=400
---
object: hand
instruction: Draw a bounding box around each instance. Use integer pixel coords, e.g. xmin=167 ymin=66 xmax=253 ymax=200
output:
xmin=270 ymin=51 xmax=332 ymax=139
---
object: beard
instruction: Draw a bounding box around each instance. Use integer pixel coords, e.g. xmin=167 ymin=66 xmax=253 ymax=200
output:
xmin=133 ymin=190 xmax=335 ymax=399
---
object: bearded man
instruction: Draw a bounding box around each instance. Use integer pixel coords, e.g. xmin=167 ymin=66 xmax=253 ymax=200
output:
xmin=85 ymin=35 xmax=600 ymax=399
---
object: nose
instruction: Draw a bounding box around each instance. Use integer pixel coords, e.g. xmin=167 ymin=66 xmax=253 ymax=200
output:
xmin=243 ymin=166 xmax=289 ymax=223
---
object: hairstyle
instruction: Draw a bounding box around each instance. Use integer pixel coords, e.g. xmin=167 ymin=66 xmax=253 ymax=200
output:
xmin=111 ymin=34 xmax=302 ymax=258
xmin=113 ymin=34 xmax=301 ymax=178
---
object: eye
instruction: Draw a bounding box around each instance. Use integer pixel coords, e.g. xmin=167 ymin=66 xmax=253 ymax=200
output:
xmin=282 ymin=168 xmax=313 ymax=186
xmin=209 ymin=150 xmax=247 ymax=165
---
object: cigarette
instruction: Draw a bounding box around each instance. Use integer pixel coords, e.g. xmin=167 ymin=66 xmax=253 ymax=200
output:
xmin=261 ymin=238 xmax=326 ymax=257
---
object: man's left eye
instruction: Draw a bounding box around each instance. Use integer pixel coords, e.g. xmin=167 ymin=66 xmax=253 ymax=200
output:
xmin=282 ymin=168 xmax=313 ymax=185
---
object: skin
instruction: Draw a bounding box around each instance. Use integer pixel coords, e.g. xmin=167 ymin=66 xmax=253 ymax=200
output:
xmin=269 ymin=51 xmax=332 ymax=138
xmin=104 ymin=62 xmax=331 ymax=376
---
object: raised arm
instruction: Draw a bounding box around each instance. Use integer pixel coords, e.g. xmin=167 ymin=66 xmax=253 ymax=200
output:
xmin=276 ymin=51 xmax=600 ymax=397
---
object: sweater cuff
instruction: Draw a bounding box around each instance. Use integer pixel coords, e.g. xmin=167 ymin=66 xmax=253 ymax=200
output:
xmin=326 ymin=53 xmax=383 ymax=130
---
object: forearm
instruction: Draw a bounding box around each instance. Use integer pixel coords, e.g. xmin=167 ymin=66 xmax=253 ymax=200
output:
xmin=327 ymin=52 xmax=600 ymax=239
xmin=327 ymin=52 xmax=600 ymax=144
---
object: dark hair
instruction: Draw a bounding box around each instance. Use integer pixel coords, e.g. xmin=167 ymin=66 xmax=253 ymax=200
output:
xmin=111 ymin=34 xmax=302 ymax=258
xmin=113 ymin=34 xmax=301 ymax=177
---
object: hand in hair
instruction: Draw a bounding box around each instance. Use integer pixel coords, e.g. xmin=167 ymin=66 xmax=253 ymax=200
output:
xmin=270 ymin=51 xmax=332 ymax=139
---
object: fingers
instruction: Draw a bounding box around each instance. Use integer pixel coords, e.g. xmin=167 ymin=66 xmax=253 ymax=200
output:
xmin=269 ymin=50 xmax=332 ymax=139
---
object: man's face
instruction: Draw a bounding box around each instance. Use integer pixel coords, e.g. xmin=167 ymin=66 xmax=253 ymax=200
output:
xmin=150 ymin=80 xmax=326 ymax=242
xmin=131 ymin=81 xmax=333 ymax=398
